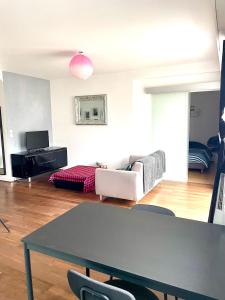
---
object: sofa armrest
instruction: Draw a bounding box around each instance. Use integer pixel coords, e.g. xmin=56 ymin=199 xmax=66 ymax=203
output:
xmin=131 ymin=161 xmax=143 ymax=172
xmin=95 ymin=168 xmax=144 ymax=201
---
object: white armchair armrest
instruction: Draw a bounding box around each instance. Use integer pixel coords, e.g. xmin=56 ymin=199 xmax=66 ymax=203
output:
xmin=95 ymin=165 xmax=144 ymax=201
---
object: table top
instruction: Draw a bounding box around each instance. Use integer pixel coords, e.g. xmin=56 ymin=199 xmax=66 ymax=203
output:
xmin=22 ymin=202 xmax=225 ymax=300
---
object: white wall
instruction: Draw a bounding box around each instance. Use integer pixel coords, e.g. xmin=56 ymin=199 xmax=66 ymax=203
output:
xmin=151 ymin=93 xmax=189 ymax=182
xmin=132 ymin=80 xmax=152 ymax=155
xmin=189 ymin=91 xmax=219 ymax=144
xmin=50 ymin=62 xmax=218 ymax=181
xmin=50 ymin=73 xmax=151 ymax=169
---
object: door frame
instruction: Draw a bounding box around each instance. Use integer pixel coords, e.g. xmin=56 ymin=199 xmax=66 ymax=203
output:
xmin=208 ymin=40 xmax=225 ymax=223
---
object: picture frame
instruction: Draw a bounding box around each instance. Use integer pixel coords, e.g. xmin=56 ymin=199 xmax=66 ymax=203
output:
xmin=74 ymin=94 xmax=107 ymax=125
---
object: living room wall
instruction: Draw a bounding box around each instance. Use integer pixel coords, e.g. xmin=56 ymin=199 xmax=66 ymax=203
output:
xmin=0 ymin=61 xmax=220 ymax=181
xmin=50 ymin=61 xmax=220 ymax=175
xmin=50 ymin=72 xmax=151 ymax=169
xmin=3 ymin=72 xmax=53 ymax=154
xmin=0 ymin=72 xmax=53 ymax=180
xmin=151 ymin=92 xmax=189 ymax=182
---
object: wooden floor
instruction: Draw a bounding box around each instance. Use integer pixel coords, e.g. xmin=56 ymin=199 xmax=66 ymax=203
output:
xmin=0 ymin=176 xmax=213 ymax=300
xmin=188 ymin=162 xmax=216 ymax=185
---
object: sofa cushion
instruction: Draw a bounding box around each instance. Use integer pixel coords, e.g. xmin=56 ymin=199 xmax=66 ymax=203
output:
xmin=118 ymin=163 xmax=132 ymax=171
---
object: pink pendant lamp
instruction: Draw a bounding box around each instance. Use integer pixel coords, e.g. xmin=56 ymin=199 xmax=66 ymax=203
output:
xmin=69 ymin=52 xmax=93 ymax=80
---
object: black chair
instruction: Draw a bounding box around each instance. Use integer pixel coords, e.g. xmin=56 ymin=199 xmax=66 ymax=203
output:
xmin=132 ymin=204 xmax=175 ymax=217
xmin=132 ymin=204 xmax=177 ymax=300
xmin=68 ymin=269 xmax=159 ymax=300
xmin=0 ymin=217 xmax=10 ymax=232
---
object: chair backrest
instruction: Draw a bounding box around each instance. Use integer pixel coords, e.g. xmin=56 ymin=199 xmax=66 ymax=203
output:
xmin=132 ymin=204 xmax=175 ymax=217
xmin=68 ymin=270 xmax=136 ymax=300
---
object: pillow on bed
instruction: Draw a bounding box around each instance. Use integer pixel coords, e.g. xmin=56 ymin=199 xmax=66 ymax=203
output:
xmin=189 ymin=141 xmax=212 ymax=161
xmin=189 ymin=141 xmax=209 ymax=150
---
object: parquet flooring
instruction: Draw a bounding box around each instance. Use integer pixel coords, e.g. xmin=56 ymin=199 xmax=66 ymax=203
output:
xmin=0 ymin=176 xmax=213 ymax=300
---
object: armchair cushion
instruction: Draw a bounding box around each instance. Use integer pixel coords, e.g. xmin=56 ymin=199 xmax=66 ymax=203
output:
xmin=118 ymin=163 xmax=133 ymax=171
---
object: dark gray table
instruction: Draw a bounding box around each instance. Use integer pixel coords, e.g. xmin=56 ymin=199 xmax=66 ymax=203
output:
xmin=22 ymin=202 xmax=225 ymax=300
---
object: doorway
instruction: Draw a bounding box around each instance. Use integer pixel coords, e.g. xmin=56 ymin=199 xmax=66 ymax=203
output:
xmin=188 ymin=91 xmax=220 ymax=185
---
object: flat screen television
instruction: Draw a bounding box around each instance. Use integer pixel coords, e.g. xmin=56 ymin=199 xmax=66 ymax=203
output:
xmin=26 ymin=131 xmax=49 ymax=151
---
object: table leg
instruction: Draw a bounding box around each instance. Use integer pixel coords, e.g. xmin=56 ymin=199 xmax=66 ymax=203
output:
xmin=86 ymin=268 xmax=90 ymax=277
xmin=24 ymin=244 xmax=34 ymax=300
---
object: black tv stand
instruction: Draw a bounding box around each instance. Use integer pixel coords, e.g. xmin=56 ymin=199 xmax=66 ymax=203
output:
xmin=11 ymin=147 xmax=67 ymax=180
xmin=27 ymin=148 xmax=48 ymax=154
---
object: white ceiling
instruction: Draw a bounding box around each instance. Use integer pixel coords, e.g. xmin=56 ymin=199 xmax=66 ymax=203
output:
xmin=0 ymin=0 xmax=221 ymax=79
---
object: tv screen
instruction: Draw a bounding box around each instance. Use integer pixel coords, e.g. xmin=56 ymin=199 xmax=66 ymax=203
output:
xmin=26 ymin=131 xmax=49 ymax=150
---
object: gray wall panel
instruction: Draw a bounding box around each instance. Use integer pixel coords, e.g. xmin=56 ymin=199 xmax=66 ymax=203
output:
xmin=3 ymin=72 xmax=52 ymax=153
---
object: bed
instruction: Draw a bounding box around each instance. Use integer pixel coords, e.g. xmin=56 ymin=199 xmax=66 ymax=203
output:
xmin=189 ymin=141 xmax=212 ymax=173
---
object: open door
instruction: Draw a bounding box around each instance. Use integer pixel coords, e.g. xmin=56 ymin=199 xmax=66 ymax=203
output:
xmin=208 ymin=40 xmax=225 ymax=223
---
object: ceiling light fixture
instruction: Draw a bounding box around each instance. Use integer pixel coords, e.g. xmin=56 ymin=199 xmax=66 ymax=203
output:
xmin=69 ymin=51 xmax=93 ymax=80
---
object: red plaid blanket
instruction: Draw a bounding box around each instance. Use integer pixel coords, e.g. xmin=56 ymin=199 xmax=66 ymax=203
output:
xmin=49 ymin=165 xmax=97 ymax=192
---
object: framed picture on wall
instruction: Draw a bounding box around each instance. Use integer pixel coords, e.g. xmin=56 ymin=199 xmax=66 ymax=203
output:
xmin=74 ymin=94 xmax=107 ymax=125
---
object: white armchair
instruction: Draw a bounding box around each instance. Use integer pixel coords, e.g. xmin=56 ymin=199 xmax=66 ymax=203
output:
xmin=95 ymin=154 xmax=163 ymax=202
xmin=95 ymin=161 xmax=144 ymax=202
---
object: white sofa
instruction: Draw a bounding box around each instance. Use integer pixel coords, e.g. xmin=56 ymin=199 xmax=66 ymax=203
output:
xmin=95 ymin=155 xmax=162 ymax=202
